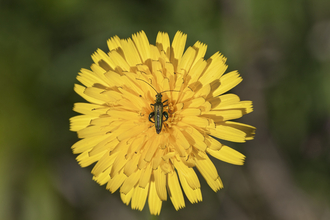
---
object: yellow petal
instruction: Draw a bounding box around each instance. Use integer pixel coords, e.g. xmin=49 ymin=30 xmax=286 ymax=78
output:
xmin=143 ymin=135 xmax=161 ymax=162
xmin=90 ymin=65 xmax=112 ymax=86
xmin=148 ymin=177 xmax=162 ymax=215
xmin=171 ymin=126 xmax=190 ymax=150
xmin=93 ymin=166 xmax=111 ymax=185
xmin=110 ymin=141 xmax=130 ymax=178
xmin=139 ymin=163 xmax=152 ymax=189
xmin=76 ymin=150 xmax=104 ymax=168
xmin=177 ymin=171 xmax=202 ymax=204
xmin=151 ymin=149 xmax=164 ymax=170
xmin=213 ymin=71 xmax=242 ymax=97
xmin=108 ymin=50 xmax=130 ymax=71
xmin=177 ymin=46 xmax=196 ymax=74
xmin=161 ymin=77 xmax=171 ymax=92
xmin=132 ymin=31 xmax=151 ymax=63
xmin=120 ymin=169 xmax=141 ymax=194
xmin=162 ymin=152 xmax=176 ymax=162
xmin=77 ymin=68 xmax=109 ymax=87
xmin=153 ymin=168 xmax=167 ymax=201
xmin=170 ymin=142 xmax=187 ymax=158
xmin=206 ymin=109 xmax=243 ymax=121
xmin=179 ymin=125 xmax=207 ymax=151
xmin=207 ymin=146 xmax=245 ymax=165
xmin=178 ymin=108 xmax=201 ymax=116
xmin=124 ymin=153 xmax=140 ymax=176
xmin=84 ymin=87 xmax=110 ymax=103
xmin=191 ymin=41 xmax=207 ymax=68
xmin=156 ymin=31 xmax=170 ymax=58
xmin=91 ymin=49 xmax=114 ymax=71
xmin=194 ymin=83 xmax=210 ymax=98
xmin=120 ymin=188 xmax=133 ymax=205
xmin=214 ymin=100 xmax=253 ymax=115
xmin=188 ymin=58 xmax=207 ymax=84
xmin=179 ymin=89 xmax=195 ymax=103
xmin=205 ymin=137 xmax=223 ymax=150
xmin=116 ymin=98 xmax=141 ymax=112
xmin=150 ymin=45 xmax=161 ymax=60
xmin=117 ymin=122 xmax=147 ymax=141
xmin=173 ymin=159 xmax=200 ymax=189
xmin=224 ymin=121 xmax=256 ymax=140
xmin=181 ymin=116 xmax=211 ymax=128
xmin=170 ymin=31 xmax=187 ymax=66
xmin=71 ymin=135 xmax=106 ymax=154
xmin=152 ymin=63 xmax=164 ymax=87
xmin=131 ymin=183 xmax=149 ymax=211
xmin=107 ymin=35 xmax=121 ymax=51
xmin=210 ymin=124 xmax=247 ymax=143
xmin=126 ymin=135 xmax=146 ymax=159
xmin=77 ymin=125 xmax=107 ymax=139
xmin=69 ymin=115 xmax=93 ymax=131
xmin=89 ymin=136 xmax=119 ymax=156
xmin=167 ymin=171 xmax=185 ymax=210
xmin=91 ymin=150 xmax=119 ymax=176
xmin=184 ymin=98 xmax=205 ymax=110
xmin=106 ymin=109 xmax=139 ymax=120
xmin=194 ymin=153 xmax=223 ymax=192
xmin=198 ymin=52 xmax=227 ymax=85
xmin=137 ymin=137 xmax=154 ymax=168
xmin=120 ymin=38 xmax=141 ymax=66
xmin=201 ymin=101 xmax=212 ymax=113
xmin=106 ymin=168 xmax=127 ymax=193
xmin=103 ymin=70 xmax=125 ymax=87
xmin=164 ymin=62 xmax=175 ymax=79
xmin=74 ymin=84 xmax=104 ymax=105
xmin=90 ymin=116 xmax=117 ymax=128
xmin=73 ymin=102 xmax=108 ymax=116
xmin=213 ymin=93 xmax=240 ymax=109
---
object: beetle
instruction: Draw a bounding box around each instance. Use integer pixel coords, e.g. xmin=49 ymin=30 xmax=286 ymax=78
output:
xmin=136 ymin=78 xmax=178 ymax=134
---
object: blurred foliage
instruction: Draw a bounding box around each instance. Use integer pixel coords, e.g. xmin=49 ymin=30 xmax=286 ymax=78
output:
xmin=1 ymin=0 xmax=330 ymax=219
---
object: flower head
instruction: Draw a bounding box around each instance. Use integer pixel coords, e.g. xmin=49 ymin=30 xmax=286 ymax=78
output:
xmin=70 ymin=31 xmax=255 ymax=215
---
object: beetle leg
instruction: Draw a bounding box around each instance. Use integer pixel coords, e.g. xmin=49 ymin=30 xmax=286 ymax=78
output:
xmin=149 ymin=112 xmax=155 ymax=123
xmin=163 ymin=100 xmax=168 ymax=108
xmin=163 ymin=111 xmax=169 ymax=122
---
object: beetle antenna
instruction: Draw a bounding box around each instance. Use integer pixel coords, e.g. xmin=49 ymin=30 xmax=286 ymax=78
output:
xmin=136 ymin=78 xmax=158 ymax=94
xmin=161 ymin=90 xmax=180 ymax=93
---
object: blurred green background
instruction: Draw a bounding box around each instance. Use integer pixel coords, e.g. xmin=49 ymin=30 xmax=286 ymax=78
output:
xmin=1 ymin=0 xmax=330 ymax=219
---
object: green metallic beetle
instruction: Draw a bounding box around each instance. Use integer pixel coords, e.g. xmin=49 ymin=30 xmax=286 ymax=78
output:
xmin=137 ymin=78 xmax=178 ymax=134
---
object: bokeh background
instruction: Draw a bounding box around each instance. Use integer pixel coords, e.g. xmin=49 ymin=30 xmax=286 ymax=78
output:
xmin=1 ymin=0 xmax=330 ymax=219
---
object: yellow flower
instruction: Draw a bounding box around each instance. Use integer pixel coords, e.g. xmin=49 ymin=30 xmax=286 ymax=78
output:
xmin=70 ymin=31 xmax=255 ymax=215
